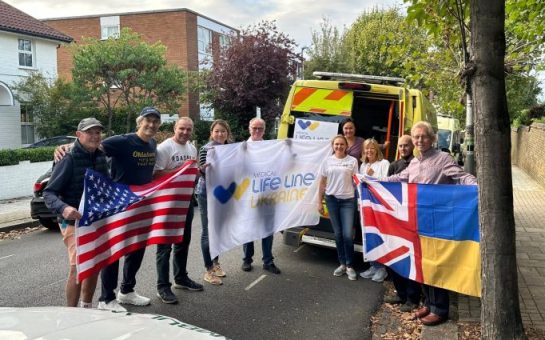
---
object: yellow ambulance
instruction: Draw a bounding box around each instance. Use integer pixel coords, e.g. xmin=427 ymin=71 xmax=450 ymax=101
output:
xmin=278 ymin=71 xmax=437 ymax=251
xmin=437 ymin=114 xmax=463 ymax=165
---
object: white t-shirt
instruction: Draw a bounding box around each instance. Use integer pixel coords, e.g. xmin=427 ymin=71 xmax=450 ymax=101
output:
xmin=154 ymin=138 xmax=197 ymax=171
xmin=319 ymin=154 xmax=359 ymax=199
xmin=360 ymin=159 xmax=390 ymax=180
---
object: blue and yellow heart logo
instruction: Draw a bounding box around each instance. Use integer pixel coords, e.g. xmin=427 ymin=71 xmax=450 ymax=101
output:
xmin=213 ymin=178 xmax=250 ymax=204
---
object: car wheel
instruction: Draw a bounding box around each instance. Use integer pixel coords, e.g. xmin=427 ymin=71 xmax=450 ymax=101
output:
xmin=39 ymin=218 xmax=59 ymax=231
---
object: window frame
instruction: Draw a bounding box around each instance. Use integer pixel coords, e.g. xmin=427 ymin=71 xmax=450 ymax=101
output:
xmin=18 ymin=38 xmax=34 ymax=68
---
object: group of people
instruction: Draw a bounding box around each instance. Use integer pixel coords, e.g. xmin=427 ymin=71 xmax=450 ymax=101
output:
xmin=318 ymin=119 xmax=476 ymax=326
xmin=44 ymin=108 xmax=281 ymax=312
xmin=44 ymin=108 xmax=475 ymax=327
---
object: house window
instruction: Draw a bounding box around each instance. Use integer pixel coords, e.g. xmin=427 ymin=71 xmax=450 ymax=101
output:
xmin=20 ymin=104 xmax=35 ymax=144
xmin=100 ymin=16 xmax=120 ymax=39
xmin=18 ymin=39 xmax=33 ymax=68
xmin=219 ymin=34 xmax=230 ymax=51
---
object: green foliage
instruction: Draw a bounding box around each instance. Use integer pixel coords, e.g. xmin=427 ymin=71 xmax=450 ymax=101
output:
xmin=13 ymin=73 xmax=95 ymax=138
xmin=193 ymin=119 xmax=212 ymax=149
xmin=304 ymin=17 xmax=349 ymax=77
xmin=0 ymin=147 xmax=55 ymax=166
xmin=403 ymin=0 xmax=544 ymax=122
xmin=71 ymin=28 xmax=187 ymax=134
xmin=343 ymin=8 xmax=429 ymax=78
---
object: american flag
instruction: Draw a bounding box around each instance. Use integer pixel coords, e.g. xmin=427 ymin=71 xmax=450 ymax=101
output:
xmin=76 ymin=160 xmax=198 ymax=282
xmin=358 ymin=179 xmax=424 ymax=283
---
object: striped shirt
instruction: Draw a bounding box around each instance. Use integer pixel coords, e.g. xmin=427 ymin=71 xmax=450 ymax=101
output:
xmin=385 ymin=148 xmax=476 ymax=185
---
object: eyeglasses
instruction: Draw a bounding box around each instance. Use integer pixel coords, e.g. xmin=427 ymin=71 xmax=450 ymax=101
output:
xmin=251 ymin=127 xmax=264 ymax=131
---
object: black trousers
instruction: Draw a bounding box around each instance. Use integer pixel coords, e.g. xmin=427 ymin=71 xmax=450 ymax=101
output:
xmin=389 ymin=269 xmax=422 ymax=304
xmin=99 ymin=247 xmax=146 ymax=303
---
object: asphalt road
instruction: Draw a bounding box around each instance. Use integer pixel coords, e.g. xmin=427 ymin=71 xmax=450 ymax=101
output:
xmin=0 ymin=209 xmax=384 ymax=340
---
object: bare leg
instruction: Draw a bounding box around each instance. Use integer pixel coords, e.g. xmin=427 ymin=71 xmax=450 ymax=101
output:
xmin=66 ymin=265 xmax=80 ymax=307
xmin=81 ymin=272 xmax=99 ymax=306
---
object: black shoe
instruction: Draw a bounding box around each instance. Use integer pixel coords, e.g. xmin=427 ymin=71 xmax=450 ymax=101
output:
xmin=157 ymin=288 xmax=178 ymax=304
xmin=241 ymin=262 xmax=252 ymax=272
xmin=173 ymin=277 xmax=204 ymax=291
xmin=263 ymin=263 xmax=281 ymax=274
xmin=383 ymin=295 xmax=404 ymax=304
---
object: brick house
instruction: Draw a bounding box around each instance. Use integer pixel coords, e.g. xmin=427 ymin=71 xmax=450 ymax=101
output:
xmin=0 ymin=0 xmax=72 ymax=149
xmin=43 ymin=8 xmax=237 ymax=121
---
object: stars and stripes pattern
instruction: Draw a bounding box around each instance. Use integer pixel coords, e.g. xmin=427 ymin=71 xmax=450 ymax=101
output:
xmin=76 ymin=160 xmax=198 ymax=282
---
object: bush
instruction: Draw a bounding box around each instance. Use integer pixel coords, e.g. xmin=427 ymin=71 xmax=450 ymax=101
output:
xmin=0 ymin=146 xmax=55 ymax=166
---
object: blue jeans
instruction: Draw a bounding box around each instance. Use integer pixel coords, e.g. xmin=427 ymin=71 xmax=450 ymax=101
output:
xmin=197 ymin=193 xmax=217 ymax=270
xmin=325 ymin=195 xmax=355 ymax=267
xmin=156 ymin=202 xmax=194 ymax=290
xmin=243 ymin=234 xmax=274 ymax=265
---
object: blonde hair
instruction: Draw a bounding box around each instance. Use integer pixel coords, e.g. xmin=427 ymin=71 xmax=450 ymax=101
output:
xmin=209 ymin=119 xmax=231 ymax=142
xmin=361 ymin=138 xmax=383 ymax=163
xmin=136 ymin=115 xmax=162 ymax=129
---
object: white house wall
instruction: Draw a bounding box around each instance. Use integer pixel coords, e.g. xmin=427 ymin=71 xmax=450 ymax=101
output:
xmin=0 ymin=32 xmax=60 ymax=149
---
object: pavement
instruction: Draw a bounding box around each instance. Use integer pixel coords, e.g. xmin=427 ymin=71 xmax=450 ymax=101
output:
xmin=1 ymin=165 xmax=545 ymax=338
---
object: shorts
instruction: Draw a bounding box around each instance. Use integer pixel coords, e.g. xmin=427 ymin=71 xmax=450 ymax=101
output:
xmin=61 ymin=224 xmax=77 ymax=266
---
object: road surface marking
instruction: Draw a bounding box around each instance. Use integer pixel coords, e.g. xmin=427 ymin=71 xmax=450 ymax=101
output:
xmin=43 ymin=278 xmax=65 ymax=288
xmin=0 ymin=254 xmax=14 ymax=261
xmin=294 ymin=244 xmax=306 ymax=253
xmin=245 ymin=275 xmax=267 ymax=291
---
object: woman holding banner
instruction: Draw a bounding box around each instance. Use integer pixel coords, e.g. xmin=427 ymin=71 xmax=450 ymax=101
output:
xmin=318 ymin=135 xmax=359 ymax=281
xmin=196 ymin=119 xmax=232 ymax=285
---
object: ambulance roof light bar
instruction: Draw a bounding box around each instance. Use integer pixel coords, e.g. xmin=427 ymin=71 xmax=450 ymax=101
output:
xmin=312 ymin=71 xmax=405 ymax=85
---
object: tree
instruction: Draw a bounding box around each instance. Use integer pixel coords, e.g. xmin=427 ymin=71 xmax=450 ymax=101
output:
xmin=13 ymin=73 xmax=94 ymax=138
xmin=342 ymin=8 xmax=429 ymax=78
xmin=304 ymin=17 xmax=348 ymax=78
xmin=71 ymin=28 xmax=187 ymax=134
xmin=471 ymin=1 xmax=525 ymax=337
xmin=207 ymin=21 xmax=299 ymax=140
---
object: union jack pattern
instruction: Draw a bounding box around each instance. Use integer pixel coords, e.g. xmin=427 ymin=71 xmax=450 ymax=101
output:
xmin=358 ymin=180 xmax=424 ymax=283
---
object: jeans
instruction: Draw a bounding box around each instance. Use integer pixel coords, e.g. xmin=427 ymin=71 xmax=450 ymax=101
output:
xmin=423 ymin=284 xmax=449 ymax=317
xmin=325 ymin=195 xmax=355 ymax=267
xmin=99 ymin=247 xmax=146 ymax=303
xmin=243 ymin=234 xmax=274 ymax=265
xmin=197 ymin=193 xmax=217 ymax=270
xmin=156 ymin=202 xmax=194 ymax=290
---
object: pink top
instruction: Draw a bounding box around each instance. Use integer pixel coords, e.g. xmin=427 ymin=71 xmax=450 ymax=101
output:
xmin=385 ymin=148 xmax=477 ymax=185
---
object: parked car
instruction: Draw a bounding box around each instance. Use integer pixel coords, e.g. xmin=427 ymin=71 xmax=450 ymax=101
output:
xmin=24 ymin=136 xmax=76 ymax=148
xmin=0 ymin=307 xmax=227 ymax=339
xmin=30 ymin=167 xmax=59 ymax=231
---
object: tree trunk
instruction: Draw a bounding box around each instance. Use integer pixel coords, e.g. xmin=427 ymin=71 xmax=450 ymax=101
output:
xmin=470 ymin=0 xmax=525 ymax=338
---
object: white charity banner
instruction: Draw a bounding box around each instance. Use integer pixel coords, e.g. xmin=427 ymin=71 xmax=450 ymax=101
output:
xmin=293 ymin=118 xmax=339 ymax=141
xmin=206 ymin=139 xmax=331 ymax=258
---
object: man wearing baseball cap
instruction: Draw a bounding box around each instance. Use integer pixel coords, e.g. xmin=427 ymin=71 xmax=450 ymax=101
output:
xmin=54 ymin=107 xmax=162 ymax=311
xmin=44 ymin=117 xmax=109 ymax=308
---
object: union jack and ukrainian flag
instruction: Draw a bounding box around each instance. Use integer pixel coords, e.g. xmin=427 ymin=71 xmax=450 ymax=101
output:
xmin=75 ymin=160 xmax=198 ymax=282
xmin=357 ymin=178 xmax=481 ymax=297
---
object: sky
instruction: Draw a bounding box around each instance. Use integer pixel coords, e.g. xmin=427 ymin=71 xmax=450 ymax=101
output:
xmin=5 ymin=0 xmax=402 ymax=48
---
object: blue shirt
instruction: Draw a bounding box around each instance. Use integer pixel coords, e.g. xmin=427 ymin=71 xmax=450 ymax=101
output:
xmin=102 ymin=133 xmax=157 ymax=185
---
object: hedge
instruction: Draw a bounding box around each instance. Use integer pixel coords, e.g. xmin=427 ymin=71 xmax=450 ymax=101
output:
xmin=0 ymin=146 xmax=55 ymax=166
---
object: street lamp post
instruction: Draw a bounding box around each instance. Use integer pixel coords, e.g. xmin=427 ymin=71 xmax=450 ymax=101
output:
xmin=301 ymin=46 xmax=309 ymax=80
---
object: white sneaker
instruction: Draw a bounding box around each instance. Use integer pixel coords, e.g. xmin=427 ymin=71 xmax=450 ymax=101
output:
xmin=117 ymin=291 xmax=151 ymax=306
xmin=346 ymin=267 xmax=357 ymax=281
xmin=333 ymin=265 xmax=346 ymax=277
xmin=360 ymin=266 xmax=378 ymax=279
xmin=97 ymin=300 xmax=127 ymax=312
xmin=371 ymin=267 xmax=388 ymax=282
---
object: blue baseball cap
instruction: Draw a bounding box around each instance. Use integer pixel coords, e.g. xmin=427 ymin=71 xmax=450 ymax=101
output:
xmin=139 ymin=107 xmax=161 ymax=119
